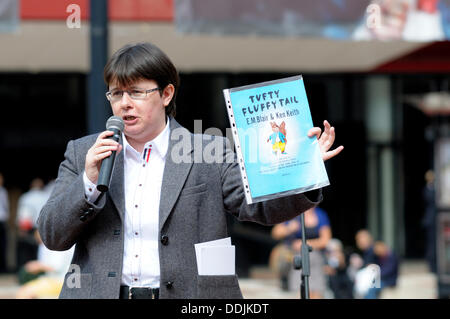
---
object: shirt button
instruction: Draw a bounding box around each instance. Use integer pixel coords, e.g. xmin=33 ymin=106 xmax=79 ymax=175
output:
xmin=135 ymin=255 xmax=139 ymax=258
xmin=139 ymin=184 xmax=142 ymax=187
xmin=88 ymin=188 xmax=92 ymax=192
xmin=143 ymin=164 xmax=146 ymax=167
xmin=135 ymin=232 xmax=139 ymax=236
xmin=135 ymin=204 xmax=138 ymax=208
xmin=134 ymin=278 xmax=138 ymax=282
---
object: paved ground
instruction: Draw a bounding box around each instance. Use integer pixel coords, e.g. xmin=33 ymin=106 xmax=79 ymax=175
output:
xmin=0 ymin=273 xmax=20 ymax=299
xmin=0 ymin=260 xmax=438 ymax=299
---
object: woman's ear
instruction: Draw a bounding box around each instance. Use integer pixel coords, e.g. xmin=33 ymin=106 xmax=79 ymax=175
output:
xmin=162 ymin=84 xmax=175 ymax=107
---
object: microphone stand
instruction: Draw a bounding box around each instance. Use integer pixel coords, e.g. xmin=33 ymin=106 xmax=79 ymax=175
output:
xmin=293 ymin=213 xmax=312 ymax=299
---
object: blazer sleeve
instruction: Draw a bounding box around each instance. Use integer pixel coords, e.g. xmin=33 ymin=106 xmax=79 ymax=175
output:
xmin=220 ymin=137 xmax=322 ymax=226
xmin=37 ymin=139 xmax=107 ymax=251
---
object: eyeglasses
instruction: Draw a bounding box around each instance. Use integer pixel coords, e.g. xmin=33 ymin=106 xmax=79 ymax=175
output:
xmin=105 ymin=87 xmax=160 ymax=102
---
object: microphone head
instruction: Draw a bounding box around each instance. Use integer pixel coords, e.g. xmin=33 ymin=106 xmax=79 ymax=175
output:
xmin=106 ymin=116 xmax=124 ymax=132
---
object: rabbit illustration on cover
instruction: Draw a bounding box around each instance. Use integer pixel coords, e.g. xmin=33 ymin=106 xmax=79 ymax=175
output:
xmin=267 ymin=121 xmax=287 ymax=155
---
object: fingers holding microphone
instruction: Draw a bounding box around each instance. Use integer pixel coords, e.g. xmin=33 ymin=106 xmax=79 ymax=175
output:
xmin=85 ymin=130 xmax=122 ymax=184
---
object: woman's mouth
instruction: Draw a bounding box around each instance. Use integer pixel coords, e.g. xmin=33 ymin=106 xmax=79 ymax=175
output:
xmin=123 ymin=115 xmax=138 ymax=125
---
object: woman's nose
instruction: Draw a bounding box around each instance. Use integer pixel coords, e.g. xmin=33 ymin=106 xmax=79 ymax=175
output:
xmin=119 ymin=91 xmax=133 ymax=108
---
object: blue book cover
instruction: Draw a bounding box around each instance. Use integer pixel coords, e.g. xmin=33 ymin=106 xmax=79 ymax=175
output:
xmin=223 ymin=75 xmax=329 ymax=204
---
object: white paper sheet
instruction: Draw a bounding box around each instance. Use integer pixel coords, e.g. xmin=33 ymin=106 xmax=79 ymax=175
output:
xmin=194 ymin=237 xmax=235 ymax=275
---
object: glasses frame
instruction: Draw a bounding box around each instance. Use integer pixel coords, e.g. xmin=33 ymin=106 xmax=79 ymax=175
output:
xmin=105 ymin=87 xmax=161 ymax=102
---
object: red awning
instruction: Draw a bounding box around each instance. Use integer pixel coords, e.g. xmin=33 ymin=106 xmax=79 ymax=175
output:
xmin=373 ymin=41 xmax=450 ymax=73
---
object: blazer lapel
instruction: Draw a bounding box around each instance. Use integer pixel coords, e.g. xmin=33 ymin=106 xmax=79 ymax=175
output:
xmin=109 ymin=144 xmax=125 ymax=224
xmin=159 ymin=118 xmax=194 ymax=230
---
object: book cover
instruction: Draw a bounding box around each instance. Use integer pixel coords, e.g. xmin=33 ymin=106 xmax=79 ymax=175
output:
xmin=223 ymin=75 xmax=329 ymax=204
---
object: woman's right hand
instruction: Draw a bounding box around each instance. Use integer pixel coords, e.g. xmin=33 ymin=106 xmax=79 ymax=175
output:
xmin=85 ymin=130 xmax=122 ymax=184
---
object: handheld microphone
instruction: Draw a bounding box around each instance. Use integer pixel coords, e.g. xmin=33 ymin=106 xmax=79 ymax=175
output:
xmin=97 ymin=116 xmax=124 ymax=192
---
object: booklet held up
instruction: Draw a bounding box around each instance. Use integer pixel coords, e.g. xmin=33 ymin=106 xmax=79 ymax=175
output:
xmin=223 ymin=75 xmax=329 ymax=204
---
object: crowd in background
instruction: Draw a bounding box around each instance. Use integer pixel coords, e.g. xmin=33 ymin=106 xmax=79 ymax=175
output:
xmin=0 ymin=172 xmax=74 ymax=298
xmin=270 ymin=207 xmax=400 ymax=299
xmin=0 ymin=171 xmax=428 ymax=299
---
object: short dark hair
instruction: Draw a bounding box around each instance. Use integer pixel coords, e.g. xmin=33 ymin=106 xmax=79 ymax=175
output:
xmin=104 ymin=42 xmax=180 ymax=117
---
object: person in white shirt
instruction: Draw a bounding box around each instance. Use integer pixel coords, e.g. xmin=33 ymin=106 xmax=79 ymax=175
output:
xmin=16 ymin=178 xmax=48 ymax=269
xmin=17 ymin=178 xmax=48 ymax=231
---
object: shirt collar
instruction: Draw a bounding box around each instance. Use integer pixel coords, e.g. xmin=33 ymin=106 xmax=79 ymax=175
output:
xmin=122 ymin=117 xmax=171 ymax=160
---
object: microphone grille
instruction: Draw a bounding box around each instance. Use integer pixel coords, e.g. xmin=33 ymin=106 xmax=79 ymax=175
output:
xmin=106 ymin=116 xmax=124 ymax=132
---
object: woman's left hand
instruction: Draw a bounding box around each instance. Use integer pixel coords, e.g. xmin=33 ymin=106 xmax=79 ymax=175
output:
xmin=308 ymin=120 xmax=344 ymax=161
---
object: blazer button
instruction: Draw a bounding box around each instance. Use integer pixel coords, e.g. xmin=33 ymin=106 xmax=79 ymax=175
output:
xmin=80 ymin=207 xmax=94 ymax=221
xmin=160 ymin=235 xmax=169 ymax=245
xmin=165 ymin=281 xmax=173 ymax=289
xmin=83 ymin=207 xmax=94 ymax=216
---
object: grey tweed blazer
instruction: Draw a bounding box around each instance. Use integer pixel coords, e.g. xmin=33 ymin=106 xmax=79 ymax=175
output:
xmin=37 ymin=117 xmax=322 ymax=299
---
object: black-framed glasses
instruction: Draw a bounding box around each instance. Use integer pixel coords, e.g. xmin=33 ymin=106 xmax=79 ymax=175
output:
xmin=105 ymin=87 xmax=160 ymax=102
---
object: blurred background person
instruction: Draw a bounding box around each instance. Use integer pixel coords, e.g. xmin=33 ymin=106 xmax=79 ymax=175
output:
xmin=347 ymin=252 xmax=365 ymax=284
xmin=15 ymin=178 xmax=48 ymax=271
xmin=355 ymin=229 xmax=377 ymax=267
xmin=374 ymin=241 xmax=399 ymax=293
xmin=323 ymin=238 xmax=354 ymax=299
xmin=0 ymin=172 xmax=9 ymax=273
xmin=15 ymin=230 xmax=74 ymax=299
xmin=353 ymin=229 xmax=379 ymax=298
xmin=353 ymin=228 xmax=400 ymax=299
xmin=270 ymin=206 xmax=332 ymax=299
xmin=364 ymin=240 xmax=399 ymax=299
xmin=421 ymin=169 xmax=437 ymax=273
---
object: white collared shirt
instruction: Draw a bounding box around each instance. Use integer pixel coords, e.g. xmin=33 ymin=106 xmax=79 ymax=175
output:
xmin=84 ymin=118 xmax=170 ymax=288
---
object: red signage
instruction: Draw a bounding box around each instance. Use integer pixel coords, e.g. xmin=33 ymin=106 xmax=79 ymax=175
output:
xmin=20 ymin=0 xmax=173 ymax=21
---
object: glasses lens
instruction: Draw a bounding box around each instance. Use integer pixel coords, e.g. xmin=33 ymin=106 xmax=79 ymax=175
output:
xmin=110 ymin=90 xmax=123 ymax=101
xmin=130 ymin=89 xmax=146 ymax=99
